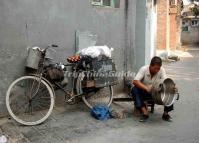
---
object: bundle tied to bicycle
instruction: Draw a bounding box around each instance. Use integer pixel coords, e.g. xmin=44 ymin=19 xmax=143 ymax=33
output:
xmin=67 ymin=45 xmax=118 ymax=89
xmin=45 ymin=67 xmax=64 ymax=82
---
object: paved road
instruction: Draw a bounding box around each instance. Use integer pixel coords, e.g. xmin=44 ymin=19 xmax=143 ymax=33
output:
xmin=1 ymin=46 xmax=199 ymax=143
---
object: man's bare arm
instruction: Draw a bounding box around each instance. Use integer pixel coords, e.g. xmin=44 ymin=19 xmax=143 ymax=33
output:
xmin=133 ymin=80 xmax=151 ymax=93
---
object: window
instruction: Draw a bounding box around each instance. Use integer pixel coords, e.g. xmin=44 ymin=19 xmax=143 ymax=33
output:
xmin=91 ymin=0 xmax=102 ymax=6
xmin=191 ymin=20 xmax=199 ymax=27
xmin=153 ymin=0 xmax=157 ymax=6
xmin=182 ymin=20 xmax=188 ymax=26
xmin=170 ymin=0 xmax=177 ymax=6
xmin=103 ymin=0 xmax=111 ymax=6
xmin=114 ymin=0 xmax=120 ymax=8
xmin=153 ymin=0 xmax=157 ymax=12
xmin=91 ymin=0 xmax=120 ymax=8
xmin=182 ymin=26 xmax=188 ymax=32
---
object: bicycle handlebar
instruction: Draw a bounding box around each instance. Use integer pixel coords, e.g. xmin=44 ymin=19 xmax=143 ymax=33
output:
xmin=51 ymin=44 xmax=58 ymax=48
xmin=41 ymin=44 xmax=59 ymax=53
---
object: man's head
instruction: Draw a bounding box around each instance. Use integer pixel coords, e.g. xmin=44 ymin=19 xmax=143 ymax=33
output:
xmin=149 ymin=56 xmax=162 ymax=75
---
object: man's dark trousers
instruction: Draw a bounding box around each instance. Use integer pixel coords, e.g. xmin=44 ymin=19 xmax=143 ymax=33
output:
xmin=131 ymin=86 xmax=174 ymax=112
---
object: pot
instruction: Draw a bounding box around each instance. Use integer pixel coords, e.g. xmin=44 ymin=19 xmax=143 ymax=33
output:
xmin=151 ymin=78 xmax=179 ymax=106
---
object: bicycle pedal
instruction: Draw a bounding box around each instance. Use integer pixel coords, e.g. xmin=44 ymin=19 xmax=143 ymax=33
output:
xmin=67 ymin=99 xmax=73 ymax=102
xmin=66 ymin=98 xmax=76 ymax=105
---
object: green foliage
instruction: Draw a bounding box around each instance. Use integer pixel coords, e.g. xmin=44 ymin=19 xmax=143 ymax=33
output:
xmin=192 ymin=6 xmax=199 ymax=17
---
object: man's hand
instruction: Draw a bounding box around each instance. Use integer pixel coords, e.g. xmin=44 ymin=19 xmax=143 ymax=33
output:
xmin=133 ymin=80 xmax=153 ymax=93
xmin=146 ymin=85 xmax=152 ymax=93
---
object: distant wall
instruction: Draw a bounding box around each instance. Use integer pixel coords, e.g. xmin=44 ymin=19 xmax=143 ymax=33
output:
xmin=181 ymin=27 xmax=199 ymax=45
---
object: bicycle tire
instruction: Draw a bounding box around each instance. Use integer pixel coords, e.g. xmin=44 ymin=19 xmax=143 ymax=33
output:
xmin=6 ymin=75 xmax=55 ymax=126
xmin=82 ymin=86 xmax=113 ymax=109
xmin=75 ymin=72 xmax=113 ymax=109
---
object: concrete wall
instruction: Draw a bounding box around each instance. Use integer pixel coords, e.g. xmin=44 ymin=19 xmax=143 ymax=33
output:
xmin=181 ymin=26 xmax=199 ymax=45
xmin=135 ymin=0 xmax=146 ymax=72
xmin=0 ymin=0 xmax=138 ymax=116
xmin=135 ymin=0 xmax=156 ymax=71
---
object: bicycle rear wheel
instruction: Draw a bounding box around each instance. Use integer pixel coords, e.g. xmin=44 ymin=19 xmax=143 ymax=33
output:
xmin=75 ymin=72 xmax=113 ymax=109
xmin=6 ymin=76 xmax=55 ymax=126
xmin=82 ymin=86 xmax=113 ymax=109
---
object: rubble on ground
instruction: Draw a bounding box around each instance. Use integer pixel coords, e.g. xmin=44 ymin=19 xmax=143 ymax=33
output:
xmin=157 ymin=50 xmax=193 ymax=62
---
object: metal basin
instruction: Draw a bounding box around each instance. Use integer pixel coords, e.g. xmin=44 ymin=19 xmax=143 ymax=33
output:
xmin=151 ymin=78 xmax=179 ymax=106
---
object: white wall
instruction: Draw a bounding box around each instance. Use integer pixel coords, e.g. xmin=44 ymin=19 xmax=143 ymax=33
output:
xmin=145 ymin=0 xmax=157 ymax=65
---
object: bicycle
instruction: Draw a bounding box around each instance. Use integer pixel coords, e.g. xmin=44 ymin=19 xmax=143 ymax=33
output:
xmin=6 ymin=45 xmax=117 ymax=126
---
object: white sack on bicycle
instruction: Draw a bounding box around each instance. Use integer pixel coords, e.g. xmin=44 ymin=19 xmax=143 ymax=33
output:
xmin=78 ymin=45 xmax=114 ymax=58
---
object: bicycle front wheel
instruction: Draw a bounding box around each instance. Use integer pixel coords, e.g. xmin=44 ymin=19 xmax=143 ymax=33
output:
xmin=6 ymin=76 xmax=55 ymax=126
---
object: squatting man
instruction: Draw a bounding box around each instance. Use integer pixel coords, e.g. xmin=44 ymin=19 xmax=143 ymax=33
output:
xmin=132 ymin=56 xmax=177 ymax=122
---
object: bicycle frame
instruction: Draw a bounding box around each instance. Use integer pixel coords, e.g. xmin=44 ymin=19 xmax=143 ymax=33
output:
xmin=33 ymin=48 xmax=83 ymax=103
xmin=29 ymin=45 xmax=115 ymax=104
xmin=6 ymin=45 xmax=114 ymax=126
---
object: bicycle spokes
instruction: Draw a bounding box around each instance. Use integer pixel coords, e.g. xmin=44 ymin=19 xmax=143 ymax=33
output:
xmin=6 ymin=76 xmax=54 ymax=125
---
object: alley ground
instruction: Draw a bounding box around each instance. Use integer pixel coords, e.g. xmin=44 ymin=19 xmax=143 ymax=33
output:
xmin=0 ymin=45 xmax=199 ymax=143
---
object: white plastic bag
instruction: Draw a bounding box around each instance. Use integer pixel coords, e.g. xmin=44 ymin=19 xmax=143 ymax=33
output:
xmin=79 ymin=45 xmax=114 ymax=58
xmin=0 ymin=135 xmax=7 ymax=143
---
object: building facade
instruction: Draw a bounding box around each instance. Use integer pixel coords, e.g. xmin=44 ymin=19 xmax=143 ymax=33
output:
xmin=0 ymin=0 xmax=156 ymax=116
xmin=157 ymin=0 xmax=182 ymax=51
xmin=181 ymin=3 xmax=199 ymax=44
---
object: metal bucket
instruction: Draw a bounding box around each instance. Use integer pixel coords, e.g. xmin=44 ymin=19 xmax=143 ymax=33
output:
xmin=26 ymin=47 xmax=42 ymax=69
xmin=151 ymin=78 xmax=179 ymax=107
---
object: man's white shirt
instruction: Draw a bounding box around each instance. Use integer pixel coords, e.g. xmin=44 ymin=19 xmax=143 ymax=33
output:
xmin=134 ymin=65 xmax=167 ymax=86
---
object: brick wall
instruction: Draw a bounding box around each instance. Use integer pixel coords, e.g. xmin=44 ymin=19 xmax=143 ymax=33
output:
xmin=170 ymin=13 xmax=177 ymax=50
xmin=157 ymin=0 xmax=167 ymax=50
xmin=157 ymin=0 xmax=180 ymax=50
